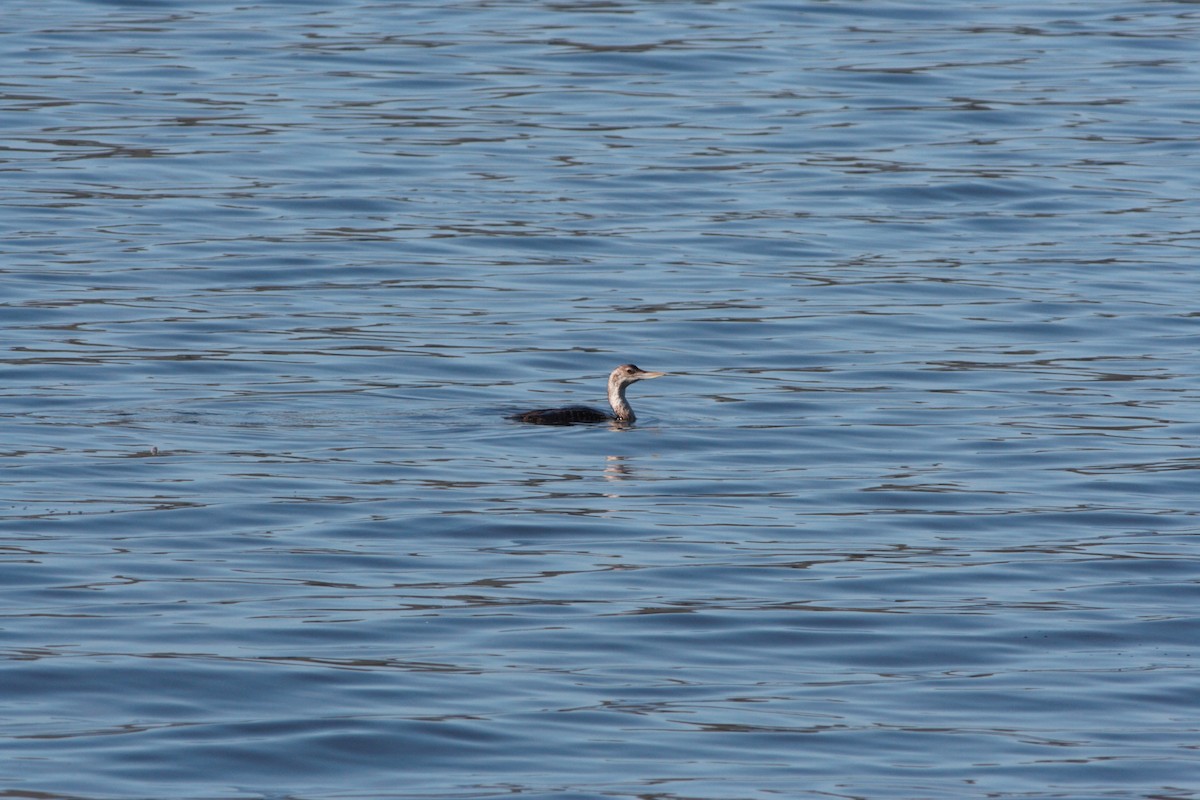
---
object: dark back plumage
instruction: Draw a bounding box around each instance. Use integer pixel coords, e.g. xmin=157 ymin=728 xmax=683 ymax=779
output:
xmin=510 ymin=405 xmax=611 ymax=425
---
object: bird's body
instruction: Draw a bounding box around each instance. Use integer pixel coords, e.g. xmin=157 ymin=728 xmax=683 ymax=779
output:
xmin=512 ymin=405 xmax=613 ymax=426
xmin=511 ymin=364 xmax=665 ymax=426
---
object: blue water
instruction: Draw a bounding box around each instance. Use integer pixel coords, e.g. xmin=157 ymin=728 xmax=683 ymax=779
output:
xmin=3 ymin=2 xmax=1199 ymax=798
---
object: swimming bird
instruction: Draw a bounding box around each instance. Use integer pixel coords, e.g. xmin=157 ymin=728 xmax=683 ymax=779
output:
xmin=511 ymin=364 xmax=666 ymax=425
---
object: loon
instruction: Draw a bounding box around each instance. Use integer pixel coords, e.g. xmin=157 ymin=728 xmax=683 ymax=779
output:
xmin=511 ymin=364 xmax=666 ymax=425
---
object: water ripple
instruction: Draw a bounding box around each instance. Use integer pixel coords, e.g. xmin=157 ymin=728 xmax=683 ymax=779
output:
xmin=3 ymin=1 xmax=1200 ymax=799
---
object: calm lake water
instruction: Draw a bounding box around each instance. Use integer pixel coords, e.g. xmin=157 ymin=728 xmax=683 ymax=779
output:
xmin=3 ymin=1 xmax=1199 ymax=798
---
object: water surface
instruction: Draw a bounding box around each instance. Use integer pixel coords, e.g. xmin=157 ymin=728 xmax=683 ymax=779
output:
xmin=3 ymin=2 xmax=1199 ymax=799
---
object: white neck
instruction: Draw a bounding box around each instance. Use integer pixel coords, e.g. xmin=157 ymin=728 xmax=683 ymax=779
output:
xmin=607 ymin=379 xmax=634 ymax=421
